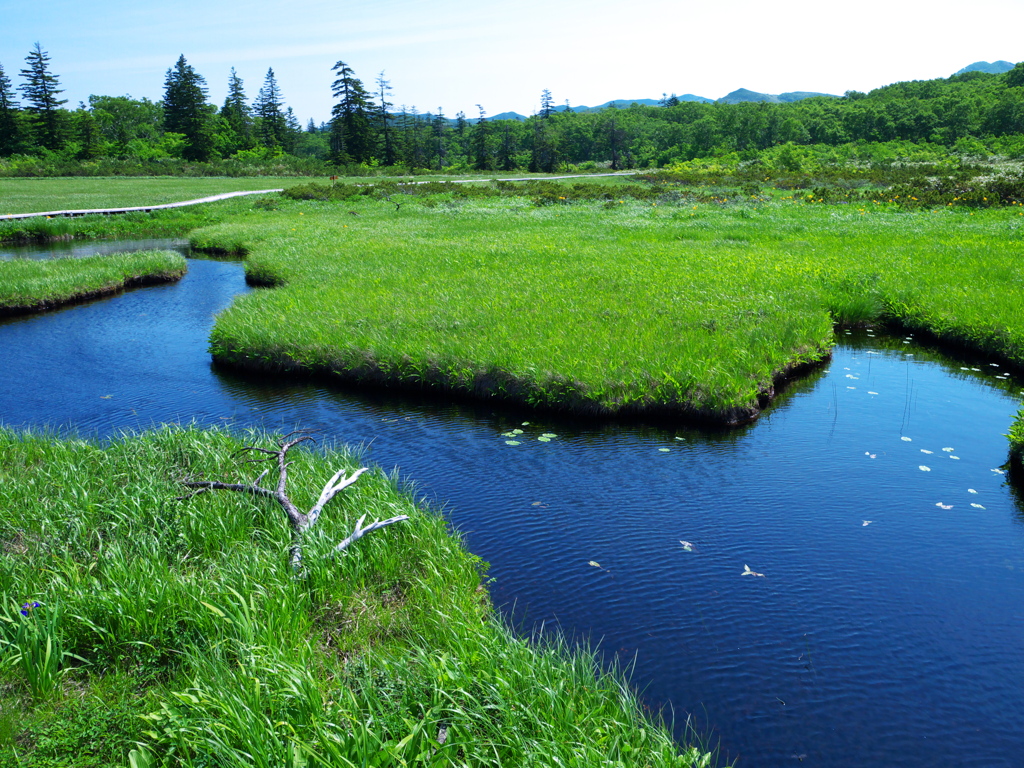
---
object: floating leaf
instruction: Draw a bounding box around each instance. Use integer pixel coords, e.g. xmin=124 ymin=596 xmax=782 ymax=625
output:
xmin=658 ymin=448 xmax=670 ymax=452
xmin=961 ymin=367 xmax=970 ymax=371
xmin=949 ymin=456 xmax=960 ymax=460
xmin=537 ymin=436 xmax=551 ymax=442
xmin=541 ymin=433 xmax=557 ymax=439
xmin=588 ymin=561 xmax=602 ymax=568
xmin=868 ymin=391 xmax=879 ymax=395
xmin=936 ymin=502 xmax=953 ymax=510
xmin=991 ymin=468 xmax=1006 ymax=475
xmin=531 ymin=501 xmax=543 ymax=506
xmin=742 ymin=564 xmax=765 ymax=577
xmin=968 ymin=488 xmax=978 ymax=494
xmin=521 ymin=422 xmax=530 ymax=426
xmin=942 ymin=447 xmax=955 ymax=452
xmin=674 ymin=436 xmax=685 ymax=441
xmin=919 ymin=465 xmax=931 ymax=472
xmin=901 ymin=437 xmax=912 ymax=442
xmin=971 ymin=503 xmax=986 ymax=509
xmin=511 ymin=428 xmax=524 ymax=435
xmin=862 ymin=520 xmax=873 ymax=526
xmin=679 ymin=540 xmax=694 ymax=551
xmin=921 ymin=449 xmax=934 ymax=454
xmin=505 ymin=440 xmax=521 ymax=446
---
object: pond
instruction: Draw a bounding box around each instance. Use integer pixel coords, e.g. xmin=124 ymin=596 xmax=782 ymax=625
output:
xmin=2 ymin=240 xmax=1023 ymax=768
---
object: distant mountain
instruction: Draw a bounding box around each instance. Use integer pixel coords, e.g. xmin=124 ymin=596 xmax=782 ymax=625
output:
xmin=485 ymin=95 xmax=713 ymax=121
xmin=954 ymin=60 xmax=1015 ymax=75
xmin=716 ymin=88 xmax=836 ymax=105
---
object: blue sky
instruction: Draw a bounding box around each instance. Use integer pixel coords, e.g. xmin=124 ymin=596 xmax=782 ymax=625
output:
xmin=3 ymin=0 xmax=1023 ymax=124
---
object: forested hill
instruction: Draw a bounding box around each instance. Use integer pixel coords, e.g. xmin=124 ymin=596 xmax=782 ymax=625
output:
xmin=1 ymin=47 xmax=1023 ymax=175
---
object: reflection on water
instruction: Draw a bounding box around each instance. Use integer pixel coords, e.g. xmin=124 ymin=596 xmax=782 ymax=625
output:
xmin=0 ymin=237 xmax=190 ymax=261
xmin=2 ymin=249 xmax=1024 ymax=768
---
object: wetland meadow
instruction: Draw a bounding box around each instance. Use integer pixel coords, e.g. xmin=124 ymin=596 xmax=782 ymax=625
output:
xmin=2 ymin=171 xmax=1024 ymax=767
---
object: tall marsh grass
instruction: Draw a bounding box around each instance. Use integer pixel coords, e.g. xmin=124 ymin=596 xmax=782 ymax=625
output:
xmin=0 ymin=426 xmax=710 ymax=767
xmin=0 ymin=250 xmax=186 ymax=312
xmin=195 ymin=195 xmax=1024 ymax=422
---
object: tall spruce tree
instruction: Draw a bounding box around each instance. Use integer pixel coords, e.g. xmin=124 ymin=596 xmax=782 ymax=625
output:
xmin=221 ymin=68 xmax=253 ymax=148
xmin=329 ymin=61 xmax=373 ymax=164
xmin=0 ymin=62 xmax=21 ymax=156
xmin=254 ymin=67 xmax=287 ymax=150
xmin=431 ymin=107 xmax=447 ymax=170
xmin=19 ymin=43 xmax=67 ymax=151
xmin=376 ymin=71 xmax=396 ymax=165
xmin=162 ymin=55 xmax=214 ymax=161
xmin=539 ymin=89 xmax=554 ymax=119
xmin=471 ymin=105 xmax=491 ymax=170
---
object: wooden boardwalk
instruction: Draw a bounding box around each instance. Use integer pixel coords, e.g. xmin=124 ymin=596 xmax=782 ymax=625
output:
xmin=1 ymin=172 xmax=642 ymax=221
xmin=0 ymin=189 xmax=283 ymax=221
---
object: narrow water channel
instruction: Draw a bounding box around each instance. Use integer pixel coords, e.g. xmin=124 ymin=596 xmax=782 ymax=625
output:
xmin=2 ymin=242 xmax=1023 ymax=768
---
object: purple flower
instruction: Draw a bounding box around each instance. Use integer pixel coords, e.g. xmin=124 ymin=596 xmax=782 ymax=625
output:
xmin=20 ymin=601 xmax=40 ymax=616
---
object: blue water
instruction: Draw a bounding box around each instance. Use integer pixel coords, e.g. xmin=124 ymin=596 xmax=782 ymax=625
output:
xmin=2 ymin=242 xmax=1023 ymax=767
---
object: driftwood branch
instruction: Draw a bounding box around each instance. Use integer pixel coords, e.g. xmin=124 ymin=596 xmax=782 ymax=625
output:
xmin=334 ymin=513 xmax=410 ymax=553
xmin=177 ymin=431 xmax=408 ymax=570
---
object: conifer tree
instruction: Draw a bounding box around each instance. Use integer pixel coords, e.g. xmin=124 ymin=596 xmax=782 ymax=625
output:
xmin=329 ymin=61 xmax=373 ymax=164
xmin=539 ymin=89 xmax=554 ymax=119
xmin=0 ymin=62 xmax=21 ymax=156
xmin=431 ymin=107 xmax=447 ymax=170
xmin=472 ymin=104 xmax=491 ymax=170
xmin=221 ymin=68 xmax=253 ymax=147
xmin=74 ymin=103 xmax=102 ymax=159
xmin=19 ymin=43 xmax=67 ymax=150
xmin=254 ymin=67 xmax=287 ymax=150
xmin=162 ymin=55 xmax=214 ymax=161
xmin=376 ymin=71 xmax=396 ymax=165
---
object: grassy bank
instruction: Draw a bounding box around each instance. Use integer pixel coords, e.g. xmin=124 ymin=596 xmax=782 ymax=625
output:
xmin=192 ymin=189 xmax=1024 ymax=423
xmin=1010 ymin=403 xmax=1024 ymax=471
xmin=0 ymin=426 xmax=709 ymax=767
xmin=0 ymin=250 xmax=187 ymax=315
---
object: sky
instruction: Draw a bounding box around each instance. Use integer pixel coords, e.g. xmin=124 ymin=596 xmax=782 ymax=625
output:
xmin=3 ymin=0 xmax=1023 ymax=124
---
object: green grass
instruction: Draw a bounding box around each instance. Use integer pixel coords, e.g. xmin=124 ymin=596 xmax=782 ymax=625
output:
xmin=0 ymin=250 xmax=187 ymax=314
xmin=0 ymin=426 xmax=711 ymax=767
xmin=1009 ymin=402 xmax=1024 ymax=470
xmin=192 ymin=191 xmax=1024 ymax=422
xmin=0 ymin=174 xmax=635 ymax=218
xmin=0 ymin=177 xmax=309 ymax=216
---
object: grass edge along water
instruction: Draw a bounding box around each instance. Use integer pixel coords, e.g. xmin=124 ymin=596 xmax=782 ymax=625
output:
xmin=0 ymin=425 xmax=717 ymax=767
xmin=0 ymin=250 xmax=186 ymax=315
xmin=191 ymin=192 xmax=1024 ymax=434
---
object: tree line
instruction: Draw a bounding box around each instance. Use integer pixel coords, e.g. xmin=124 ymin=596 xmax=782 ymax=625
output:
xmin=2 ymin=44 xmax=1023 ymax=174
